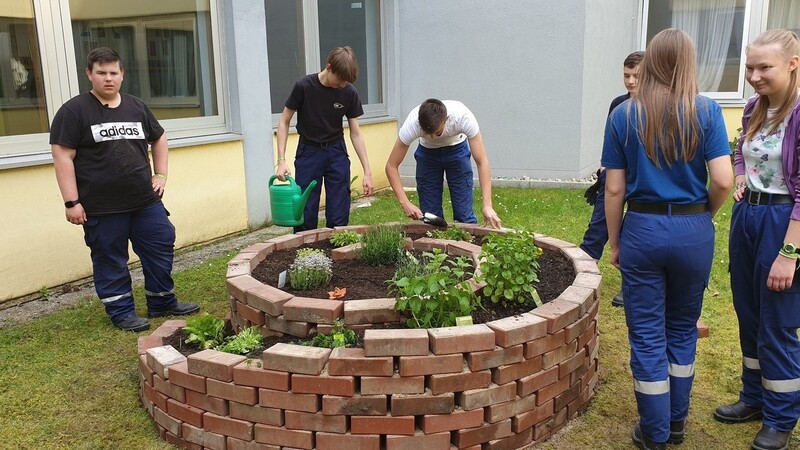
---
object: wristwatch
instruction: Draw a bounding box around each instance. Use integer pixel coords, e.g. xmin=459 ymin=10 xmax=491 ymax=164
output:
xmin=780 ymin=242 xmax=800 ymax=255
xmin=64 ymin=199 xmax=80 ymax=208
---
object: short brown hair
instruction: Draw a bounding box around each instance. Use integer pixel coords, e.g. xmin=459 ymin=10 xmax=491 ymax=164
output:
xmin=418 ymin=99 xmax=447 ymax=134
xmin=326 ymin=46 xmax=359 ymax=84
xmin=624 ymin=51 xmax=645 ymax=68
xmin=87 ymin=47 xmax=123 ymax=71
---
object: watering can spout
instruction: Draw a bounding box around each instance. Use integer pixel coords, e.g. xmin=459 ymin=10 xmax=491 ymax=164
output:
xmin=294 ymin=179 xmax=317 ymax=220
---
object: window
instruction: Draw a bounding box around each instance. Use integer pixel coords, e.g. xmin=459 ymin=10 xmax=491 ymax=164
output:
xmin=265 ymin=0 xmax=384 ymax=117
xmin=645 ymin=0 xmax=747 ymax=97
xmin=766 ymin=0 xmax=800 ymax=34
xmin=0 ymin=1 xmax=48 ymax=138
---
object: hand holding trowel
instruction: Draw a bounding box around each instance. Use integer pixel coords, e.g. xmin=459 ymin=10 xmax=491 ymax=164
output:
xmin=421 ymin=212 xmax=448 ymax=228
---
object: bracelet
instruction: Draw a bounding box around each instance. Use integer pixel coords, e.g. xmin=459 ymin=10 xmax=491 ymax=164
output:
xmin=153 ymin=173 xmax=167 ymax=180
xmin=277 ymin=157 xmax=286 ymax=162
xmin=735 ymin=182 xmax=745 ymax=190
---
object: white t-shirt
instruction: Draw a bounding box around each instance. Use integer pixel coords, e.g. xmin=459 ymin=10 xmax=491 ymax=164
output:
xmin=398 ymin=100 xmax=480 ymax=148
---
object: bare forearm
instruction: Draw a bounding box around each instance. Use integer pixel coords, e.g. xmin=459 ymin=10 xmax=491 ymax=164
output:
xmin=476 ymin=161 xmax=493 ymax=208
xmin=150 ymin=135 xmax=169 ymax=176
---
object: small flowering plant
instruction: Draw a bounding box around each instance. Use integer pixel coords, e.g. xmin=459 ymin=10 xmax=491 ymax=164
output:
xmin=289 ymin=248 xmax=332 ymax=290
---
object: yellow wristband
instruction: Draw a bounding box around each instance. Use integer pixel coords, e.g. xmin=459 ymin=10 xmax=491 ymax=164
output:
xmin=153 ymin=173 xmax=167 ymax=180
xmin=277 ymin=157 xmax=286 ymax=162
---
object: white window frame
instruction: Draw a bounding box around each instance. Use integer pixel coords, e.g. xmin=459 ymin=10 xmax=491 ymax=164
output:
xmin=0 ymin=0 xmax=228 ymax=166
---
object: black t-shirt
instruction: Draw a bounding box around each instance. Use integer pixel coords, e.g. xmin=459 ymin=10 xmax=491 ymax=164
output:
xmin=608 ymin=93 xmax=631 ymax=116
xmin=285 ymin=74 xmax=364 ymax=143
xmin=50 ymin=92 xmax=165 ymax=215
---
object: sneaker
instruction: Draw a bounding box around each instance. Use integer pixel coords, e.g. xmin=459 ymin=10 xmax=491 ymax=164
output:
xmin=633 ymin=423 xmax=666 ymax=450
xmin=114 ymin=315 xmax=151 ymax=332
xmin=148 ymin=302 xmax=200 ymax=318
xmin=611 ymin=290 xmax=624 ymax=307
xmin=714 ymin=401 xmax=763 ymax=424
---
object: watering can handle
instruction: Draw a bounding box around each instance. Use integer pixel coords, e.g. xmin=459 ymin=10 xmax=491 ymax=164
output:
xmin=269 ymin=175 xmax=296 ymax=187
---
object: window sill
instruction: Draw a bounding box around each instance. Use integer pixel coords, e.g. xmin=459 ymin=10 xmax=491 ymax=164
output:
xmin=272 ymin=114 xmax=398 ymax=135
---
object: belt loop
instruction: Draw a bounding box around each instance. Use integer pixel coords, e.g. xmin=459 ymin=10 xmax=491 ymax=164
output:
xmin=754 ymin=191 xmax=762 ymax=205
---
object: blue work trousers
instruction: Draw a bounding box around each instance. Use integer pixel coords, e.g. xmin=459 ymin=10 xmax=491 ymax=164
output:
xmin=620 ymin=209 xmax=714 ymax=443
xmin=580 ymin=170 xmax=608 ymax=260
xmin=82 ymin=201 xmax=177 ymax=323
xmin=729 ymin=200 xmax=800 ymax=432
xmin=293 ymin=140 xmax=351 ymax=232
xmin=414 ymin=140 xmax=477 ymax=224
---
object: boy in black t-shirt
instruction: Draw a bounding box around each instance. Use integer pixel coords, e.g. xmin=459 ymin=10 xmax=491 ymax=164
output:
xmin=275 ymin=46 xmax=373 ymax=232
xmin=51 ymin=47 xmax=198 ymax=332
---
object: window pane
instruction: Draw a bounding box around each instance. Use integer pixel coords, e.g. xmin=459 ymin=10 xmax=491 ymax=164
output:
xmin=318 ymin=0 xmax=382 ymax=105
xmin=647 ymin=0 xmax=745 ymax=93
xmin=767 ymin=0 xmax=800 ymax=34
xmin=69 ymin=0 xmax=217 ymax=120
xmin=265 ymin=0 xmax=305 ymax=114
xmin=0 ymin=0 xmax=48 ymax=137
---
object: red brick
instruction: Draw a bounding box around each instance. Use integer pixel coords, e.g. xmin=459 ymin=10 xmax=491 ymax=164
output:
xmin=282 ymin=297 xmax=343 ymax=324
xmin=262 ymin=343 xmax=330 ymax=375
xmin=553 ymin=380 xmax=581 ymax=412
xmin=146 ymin=345 xmax=187 ymax=379
xmin=429 ymin=369 xmax=491 ymax=395
xmin=572 ymin=258 xmax=601 ymax=274
xmin=564 ymin=310 xmax=592 ymax=343
xmin=556 ymin=285 xmax=595 ymax=316
xmin=170 ymin=361 xmax=207 ymax=393
xmin=530 ymin=299 xmax=581 ymax=334
xmin=513 ymin=399 xmax=554 ymax=432
xmin=139 ymin=354 xmax=155 ymax=386
xmin=386 ymin=431 xmax=451 ymax=450
xmin=453 ymin=418 xmax=512 ymax=448
xmin=153 ymin=406 xmax=181 ymax=436
xmin=399 ymin=353 xmax=463 ymax=376
xmin=254 ymin=424 xmax=314 ymax=449
xmin=153 ymin=374 xmax=186 ymax=402
xmin=316 ymin=432 xmax=380 ymax=450
xmin=485 ymin=426 xmax=533 ymax=450
xmin=322 ymin=394 xmax=387 ymax=416
xmin=328 ymin=347 xmax=393 ymax=376
xmin=138 ymin=335 xmax=163 ymax=355
xmin=344 ymin=298 xmax=401 ymax=324
xmin=267 ymin=233 xmax=305 ymax=250
xmin=204 ymin=412 xmax=254 ymax=441
xmin=697 ymin=319 xmax=710 ymax=338
xmin=233 ymin=360 xmax=290 ymax=390
xmin=237 ymin=302 xmax=266 ymax=325
xmin=331 ymin=243 xmax=361 ymax=260
xmin=428 ymin=324 xmax=495 ymax=354
xmin=182 ymin=423 xmax=226 ymax=450
xmin=167 ymin=398 xmax=204 ymax=428
xmin=267 ymin=315 xmax=312 ymax=337
xmin=188 ymin=349 xmax=247 ymax=381
xmin=294 ymin=228 xmax=332 ymax=243
xmin=145 ymin=381 xmax=168 ymax=412
xmin=533 ymin=235 xmax=574 ymax=251
xmin=165 ymin=432 xmax=202 ymax=450
xmin=517 ymin=365 xmax=559 ymax=398
xmin=577 ymin=320 xmax=597 ymax=350
xmin=227 ymin=436 xmax=281 ymax=450
xmin=542 ymin=339 xmax=578 ymax=370
xmin=485 ymin=394 xmax=538 ymax=423
xmin=446 ymin=240 xmax=482 ymax=258
xmin=207 ymin=378 xmax=258 ymax=405
xmin=351 ymin=415 xmax=415 ymax=436
xmin=421 ymin=408 xmax=484 ymax=434
xmin=361 ymin=374 xmax=424 ymax=395
xmin=390 ymin=391 xmax=454 ymax=416
xmin=246 ymin=284 xmax=293 ymax=317
xmin=492 ymin=355 xmax=542 ymax=385
xmin=240 ymin=242 xmax=275 ymax=258
xmin=525 ymin=329 xmax=565 ymax=358
xmin=227 ymin=261 xmax=252 ymax=278
xmin=259 ymin=389 xmax=319 ymax=412
xmin=412 ymin=236 xmax=449 ymax=252
xmin=537 ymin=376 xmax=570 ymax=406
xmin=466 ymin=345 xmax=523 ymax=371
xmin=458 ymin=382 xmax=516 ymax=410
xmin=571 ymin=272 xmax=602 ymax=296
xmin=292 ymin=372 xmax=356 ymax=396
xmin=185 ymin=389 xmax=228 ymax=416
xmin=558 ymin=348 xmax=587 ymax=378
xmin=230 ymin=401 xmax=284 ymax=426
xmin=486 ymin=313 xmax=548 ymax=348
xmin=363 ymin=329 xmax=429 ymax=356
xmin=285 ymin=410 xmax=347 ymax=433
xmin=227 ymin=275 xmax=265 ymax=301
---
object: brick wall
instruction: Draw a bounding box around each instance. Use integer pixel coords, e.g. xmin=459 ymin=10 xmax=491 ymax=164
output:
xmin=138 ymin=224 xmax=602 ymax=450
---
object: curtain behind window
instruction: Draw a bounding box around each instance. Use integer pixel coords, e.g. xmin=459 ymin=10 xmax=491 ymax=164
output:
xmin=767 ymin=0 xmax=800 ymax=33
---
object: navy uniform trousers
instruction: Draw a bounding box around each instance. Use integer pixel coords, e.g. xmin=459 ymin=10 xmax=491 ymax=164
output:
xmin=729 ymin=199 xmax=800 ymax=433
xmin=82 ymin=200 xmax=178 ymax=324
xmin=580 ymin=170 xmax=608 ymax=260
xmin=414 ymin=139 xmax=478 ymax=224
xmin=620 ymin=208 xmax=714 ymax=443
xmin=293 ymin=140 xmax=351 ymax=232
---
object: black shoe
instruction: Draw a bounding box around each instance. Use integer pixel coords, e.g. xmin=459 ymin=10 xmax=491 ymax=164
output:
xmin=148 ymin=302 xmax=200 ymax=318
xmin=633 ymin=423 xmax=667 ymax=450
xmin=714 ymin=401 xmax=763 ymax=424
xmin=668 ymin=419 xmax=685 ymax=444
xmin=752 ymin=425 xmax=792 ymax=450
xmin=612 ymin=290 xmax=624 ymax=307
xmin=114 ymin=315 xmax=151 ymax=332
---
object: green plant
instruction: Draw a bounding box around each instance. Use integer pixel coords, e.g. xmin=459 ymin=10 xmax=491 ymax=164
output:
xmin=184 ymin=313 xmax=226 ymax=349
xmin=389 ymin=249 xmax=479 ymax=328
xmin=330 ymin=230 xmax=361 ymax=248
xmin=729 ymin=126 xmax=742 ymax=161
xmin=476 ymin=230 xmax=543 ymax=306
xmin=349 ymin=175 xmax=361 ymax=199
xmin=426 ymin=227 xmax=475 ymax=243
xmin=38 ymin=286 xmax=51 ymax=299
xmin=216 ymin=326 xmax=264 ymax=355
xmin=359 ymin=224 xmax=405 ymax=266
xmin=289 ymin=248 xmax=332 ymax=290
xmin=304 ymin=319 xmax=357 ymax=348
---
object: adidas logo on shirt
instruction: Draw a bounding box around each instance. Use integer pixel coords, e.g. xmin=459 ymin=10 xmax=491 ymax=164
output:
xmin=91 ymin=122 xmax=145 ymax=142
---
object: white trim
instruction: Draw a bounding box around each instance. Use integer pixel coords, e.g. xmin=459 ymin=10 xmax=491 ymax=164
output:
xmin=762 ymin=377 xmax=800 ymax=393
xmin=668 ymin=362 xmax=696 ymax=378
xmin=743 ymin=356 xmax=761 ymax=370
xmin=633 ymin=378 xmax=670 ymax=395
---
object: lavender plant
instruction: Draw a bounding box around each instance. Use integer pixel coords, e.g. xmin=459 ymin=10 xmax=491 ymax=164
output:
xmin=289 ymin=248 xmax=333 ymax=290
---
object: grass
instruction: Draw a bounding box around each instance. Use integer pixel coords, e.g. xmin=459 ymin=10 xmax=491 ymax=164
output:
xmin=0 ymin=187 xmax=793 ymax=449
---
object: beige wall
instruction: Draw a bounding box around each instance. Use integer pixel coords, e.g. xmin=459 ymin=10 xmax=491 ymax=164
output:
xmin=0 ymin=140 xmax=248 ymax=302
xmin=722 ymin=106 xmax=744 ymax=139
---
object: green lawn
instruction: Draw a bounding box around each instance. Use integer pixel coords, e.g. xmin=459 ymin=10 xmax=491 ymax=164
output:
xmin=0 ymin=188 xmax=790 ymax=449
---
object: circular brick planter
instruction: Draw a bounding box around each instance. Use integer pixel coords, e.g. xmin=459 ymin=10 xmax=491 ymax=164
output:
xmin=137 ymin=223 xmax=602 ymax=450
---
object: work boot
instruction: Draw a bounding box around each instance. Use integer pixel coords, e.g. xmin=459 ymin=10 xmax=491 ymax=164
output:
xmin=714 ymin=401 xmax=763 ymax=424
xmin=114 ymin=315 xmax=151 ymax=332
xmin=148 ymin=302 xmax=200 ymax=318
xmin=668 ymin=419 xmax=685 ymax=444
xmin=632 ymin=423 xmax=666 ymax=450
xmin=752 ymin=425 xmax=792 ymax=450
xmin=612 ymin=290 xmax=624 ymax=307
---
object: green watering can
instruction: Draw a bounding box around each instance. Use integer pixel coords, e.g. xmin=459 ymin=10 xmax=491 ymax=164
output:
xmin=268 ymin=175 xmax=318 ymax=227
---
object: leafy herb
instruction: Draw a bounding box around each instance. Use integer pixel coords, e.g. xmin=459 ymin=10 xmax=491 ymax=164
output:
xmin=303 ymin=319 xmax=357 ymax=348
xmin=183 ymin=313 xmax=225 ymax=349
xmin=359 ymin=224 xmax=404 ymax=266
xmin=216 ymin=326 xmax=264 ymax=355
xmin=330 ymin=230 xmax=361 ymax=248
xmin=426 ymin=227 xmax=475 ymax=243
xmin=476 ymin=230 xmax=543 ymax=306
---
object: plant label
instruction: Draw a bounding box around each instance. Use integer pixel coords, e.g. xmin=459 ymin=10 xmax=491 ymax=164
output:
xmin=456 ymin=316 xmax=473 ymax=326
xmin=278 ymin=270 xmax=287 ymax=288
